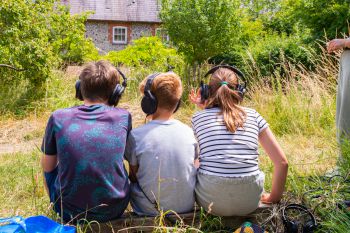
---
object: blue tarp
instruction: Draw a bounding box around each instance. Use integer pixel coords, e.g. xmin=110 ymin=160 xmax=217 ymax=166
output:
xmin=0 ymin=216 xmax=75 ymax=233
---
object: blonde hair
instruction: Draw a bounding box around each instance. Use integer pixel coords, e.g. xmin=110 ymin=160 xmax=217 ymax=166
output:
xmin=139 ymin=72 xmax=182 ymax=111
xmin=206 ymin=68 xmax=246 ymax=132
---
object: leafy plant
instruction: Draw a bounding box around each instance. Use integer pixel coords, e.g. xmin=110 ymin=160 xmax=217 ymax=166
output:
xmin=104 ymin=37 xmax=183 ymax=71
xmin=0 ymin=0 xmax=98 ymax=88
xmin=0 ymin=0 xmax=98 ymax=115
xmin=160 ymin=0 xmax=242 ymax=65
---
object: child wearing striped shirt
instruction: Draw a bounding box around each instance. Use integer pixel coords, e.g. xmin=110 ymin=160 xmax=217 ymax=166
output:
xmin=189 ymin=67 xmax=288 ymax=216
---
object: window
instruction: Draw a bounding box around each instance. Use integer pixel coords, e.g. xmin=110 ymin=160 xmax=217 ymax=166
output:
xmin=155 ymin=28 xmax=169 ymax=42
xmin=113 ymin=27 xmax=128 ymax=44
xmin=105 ymin=0 xmax=111 ymax=9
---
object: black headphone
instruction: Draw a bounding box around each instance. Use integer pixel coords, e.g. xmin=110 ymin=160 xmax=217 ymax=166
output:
xmin=282 ymin=204 xmax=317 ymax=233
xmin=75 ymin=68 xmax=127 ymax=106
xmin=141 ymin=72 xmax=181 ymax=115
xmin=200 ymin=64 xmax=247 ymax=102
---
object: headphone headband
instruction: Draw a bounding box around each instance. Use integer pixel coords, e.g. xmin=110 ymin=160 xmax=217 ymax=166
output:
xmin=75 ymin=66 xmax=128 ymax=106
xmin=282 ymin=204 xmax=317 ymax=233
xmin=116 ymin=68 xmax=127 ymax=88
xmin=144 ymin=73 xmax=161 ymax=95
xmin=204 ymin=64 xmax=246 ymax=83
xmin=200 ymin=64 xmax=247 ymax=102
xmin=141 ymin=72 xmax=181 ymax=115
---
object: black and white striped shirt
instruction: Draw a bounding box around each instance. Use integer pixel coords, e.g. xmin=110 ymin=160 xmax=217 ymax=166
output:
xmin=192 ymin=107 xmax=268 ymax=177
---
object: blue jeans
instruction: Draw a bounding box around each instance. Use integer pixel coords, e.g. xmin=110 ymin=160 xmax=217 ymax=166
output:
xmin=44 ymin=167 xmax=130 ymax=223
xmin=44 ymin=167 xmax=72 ymax=222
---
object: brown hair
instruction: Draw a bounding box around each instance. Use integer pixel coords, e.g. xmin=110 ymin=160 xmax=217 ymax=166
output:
xmin=206 ymin=68 xmax=246 ymax=132
xmin=79 ymin=60 xmax=120 ymax=102
xmin=139 ymin=72 xmax=182 ymax=111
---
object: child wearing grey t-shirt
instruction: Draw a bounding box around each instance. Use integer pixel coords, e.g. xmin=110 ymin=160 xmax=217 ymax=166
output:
xmin=125 ymin=72 xmax=198 ymax=216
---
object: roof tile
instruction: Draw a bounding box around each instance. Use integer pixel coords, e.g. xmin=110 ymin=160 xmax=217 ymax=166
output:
xmin=63 ymin=0 xmax=161 ymax=23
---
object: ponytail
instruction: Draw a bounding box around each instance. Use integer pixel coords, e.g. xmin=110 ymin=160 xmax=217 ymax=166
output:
xmin=206 ymin=68 xmax=246 ymax=133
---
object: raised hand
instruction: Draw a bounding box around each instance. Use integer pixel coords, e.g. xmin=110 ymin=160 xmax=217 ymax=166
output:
xmin=189 ymin=88 xmax=206 ymax=109
xmin=327 ymin=39 xmax=350 ymax=53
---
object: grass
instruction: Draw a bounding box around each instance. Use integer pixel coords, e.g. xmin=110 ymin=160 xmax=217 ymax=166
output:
xmin=0 ymin=151 xmax=48 ymax=217
xmin=0 ymin=49 xmax=349 ymax=232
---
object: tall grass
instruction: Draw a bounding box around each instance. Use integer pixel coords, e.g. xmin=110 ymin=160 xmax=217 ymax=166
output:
xmin=0 ymin=47 xmax=348 ymax=232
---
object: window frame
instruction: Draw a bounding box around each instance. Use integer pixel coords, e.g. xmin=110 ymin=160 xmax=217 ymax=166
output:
xmin=112 ymin=26 xmax=128 ymax=44
xmin=155 ymin=28 xmax=169 ymax=42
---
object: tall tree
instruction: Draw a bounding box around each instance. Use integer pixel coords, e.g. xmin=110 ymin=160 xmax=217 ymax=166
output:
xmin=160 ymin=0 xmax=242 ymax=65
xmin=291 ymin=0 xmax=350 ymax=40
xmin=266 ymin=0 xmax=350 ymax=40
xmin=0 ymin=0 xmax=96 ymax=87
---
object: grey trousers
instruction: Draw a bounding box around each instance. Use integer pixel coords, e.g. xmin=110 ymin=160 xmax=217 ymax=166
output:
xmin=337 ymin=50 xmax=350 ymax=148
xmin=195 ymin=172 xmax=264 ymax=216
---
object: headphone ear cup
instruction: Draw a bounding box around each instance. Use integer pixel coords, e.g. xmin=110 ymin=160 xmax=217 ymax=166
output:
xmin=303 ymin=220 xmax=316 ymax=233
xmin=108 ymin=84 xmax=124 ymax=106
xmin=141 ymin=94 xmax=158 ymax=115
xmin=200 ymin=83 xmax=209 ymax=102
xmin=290 ymin=221 xmax=299 ymax=233
xmin=75 ymin=80 xmax=83 ymax=101
xmin=236 ymin=83 xmax=246 ymax=99
xmin=173 ymin=100 xmax=181 ymax=113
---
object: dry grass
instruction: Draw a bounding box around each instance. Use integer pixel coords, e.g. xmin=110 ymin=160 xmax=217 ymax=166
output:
xmin=0 ymin=48 xmax=345 ymax=232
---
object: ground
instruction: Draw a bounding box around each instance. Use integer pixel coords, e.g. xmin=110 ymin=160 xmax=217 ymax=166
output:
xmin=0 ymin=68 xmax=343 ymax=232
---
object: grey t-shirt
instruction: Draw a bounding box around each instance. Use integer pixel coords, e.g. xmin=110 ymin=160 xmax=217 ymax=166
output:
xmin=125 ymin=119 xmax=198 ymax=216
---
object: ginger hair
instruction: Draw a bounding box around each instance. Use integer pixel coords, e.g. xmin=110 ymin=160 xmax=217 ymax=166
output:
xmin=139 ymin=72 xmax=182 ymax=111
xmin=206 ymin=68 xmax=246 ymax=132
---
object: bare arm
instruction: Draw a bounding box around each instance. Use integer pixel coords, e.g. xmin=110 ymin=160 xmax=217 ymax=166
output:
xmin=129 ymin=164 xmax=139 ymax=183
xmin=327 ymin=38 xmax=350 ymax=53
xmin=41 ymin=154 xmax=58 ymax=173
xmin=259 ymin=128 xmax=288 ymax=203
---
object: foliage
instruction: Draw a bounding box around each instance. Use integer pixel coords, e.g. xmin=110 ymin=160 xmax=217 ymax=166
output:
xmin=0 ymin=0 xmax=56 ymax=87
xmin=158 ymin=0 xmax=334 ymax=77
xmin=104 ymin=37 xmax=183 ymax=71
xmin=50 ymin=8 xmax=99 ymax=65
xmin=0 ymin=69 xmax=79 ymax=116
xmin=103 ymin=37 xmax=185 ymax=96
xmin=243 ymin=33 xmax=315 ymax=77
xmin=339 ymin=139 xmax=350 ymax=173
xmin=250 ymin=0 xmax=350 ymax=41
xmin=160 ymin=0 xmax=242 ymax=65
xmin=281 ymin=0 xmax=350 ymax=40
xmin=0 ymin=0 xmax=97 ymax=88
xmin=0 ymin=47 xmax=345 ymax=231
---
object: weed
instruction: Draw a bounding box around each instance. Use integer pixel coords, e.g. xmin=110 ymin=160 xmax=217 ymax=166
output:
xmin=0 ymin=46 xmax=348 ymax=232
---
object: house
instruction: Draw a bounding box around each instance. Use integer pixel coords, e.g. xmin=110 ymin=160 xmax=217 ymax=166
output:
xmin=62 ymin=0 xmax=168 ymax=53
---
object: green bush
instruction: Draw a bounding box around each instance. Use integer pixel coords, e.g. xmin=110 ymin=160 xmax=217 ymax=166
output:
xmin=0 ymin=0 xmax=98 ymax=115
xmin=282 ymin=0 xmax=350 ymax=40
xmin=103 ymin=37 xmax=185 ymax=97
xmin=242 ymin=33 xmax=315 ymax=77
xmin=50 ymin=8 xmax=99 ymax=65
xmin=160 ymin=0 xmax=242 ymax=65
xmin=0 ymin=0 xmax=98 ymax=87
xmin=104 ymin=37 xmax=183 ymax=70
xmin=0 ymin=0 xmax=56 ymax=87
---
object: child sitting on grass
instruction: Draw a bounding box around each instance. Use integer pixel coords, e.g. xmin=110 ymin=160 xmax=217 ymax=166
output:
xmin=190 ymin=66 xmax=288 ymax=216
xmin=41 ymin=60 xmax=131 ymax=222
xmin=125 ymin=72 xmax=198 ymax=216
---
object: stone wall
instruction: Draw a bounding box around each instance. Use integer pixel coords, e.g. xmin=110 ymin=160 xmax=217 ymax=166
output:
xmin=85 ymin=21 xmax=161 ymax=54
xmin=131 ymin=23 xmax=152 ymax=40
xmin=85 ymin=21 xmax=125 ymax=54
